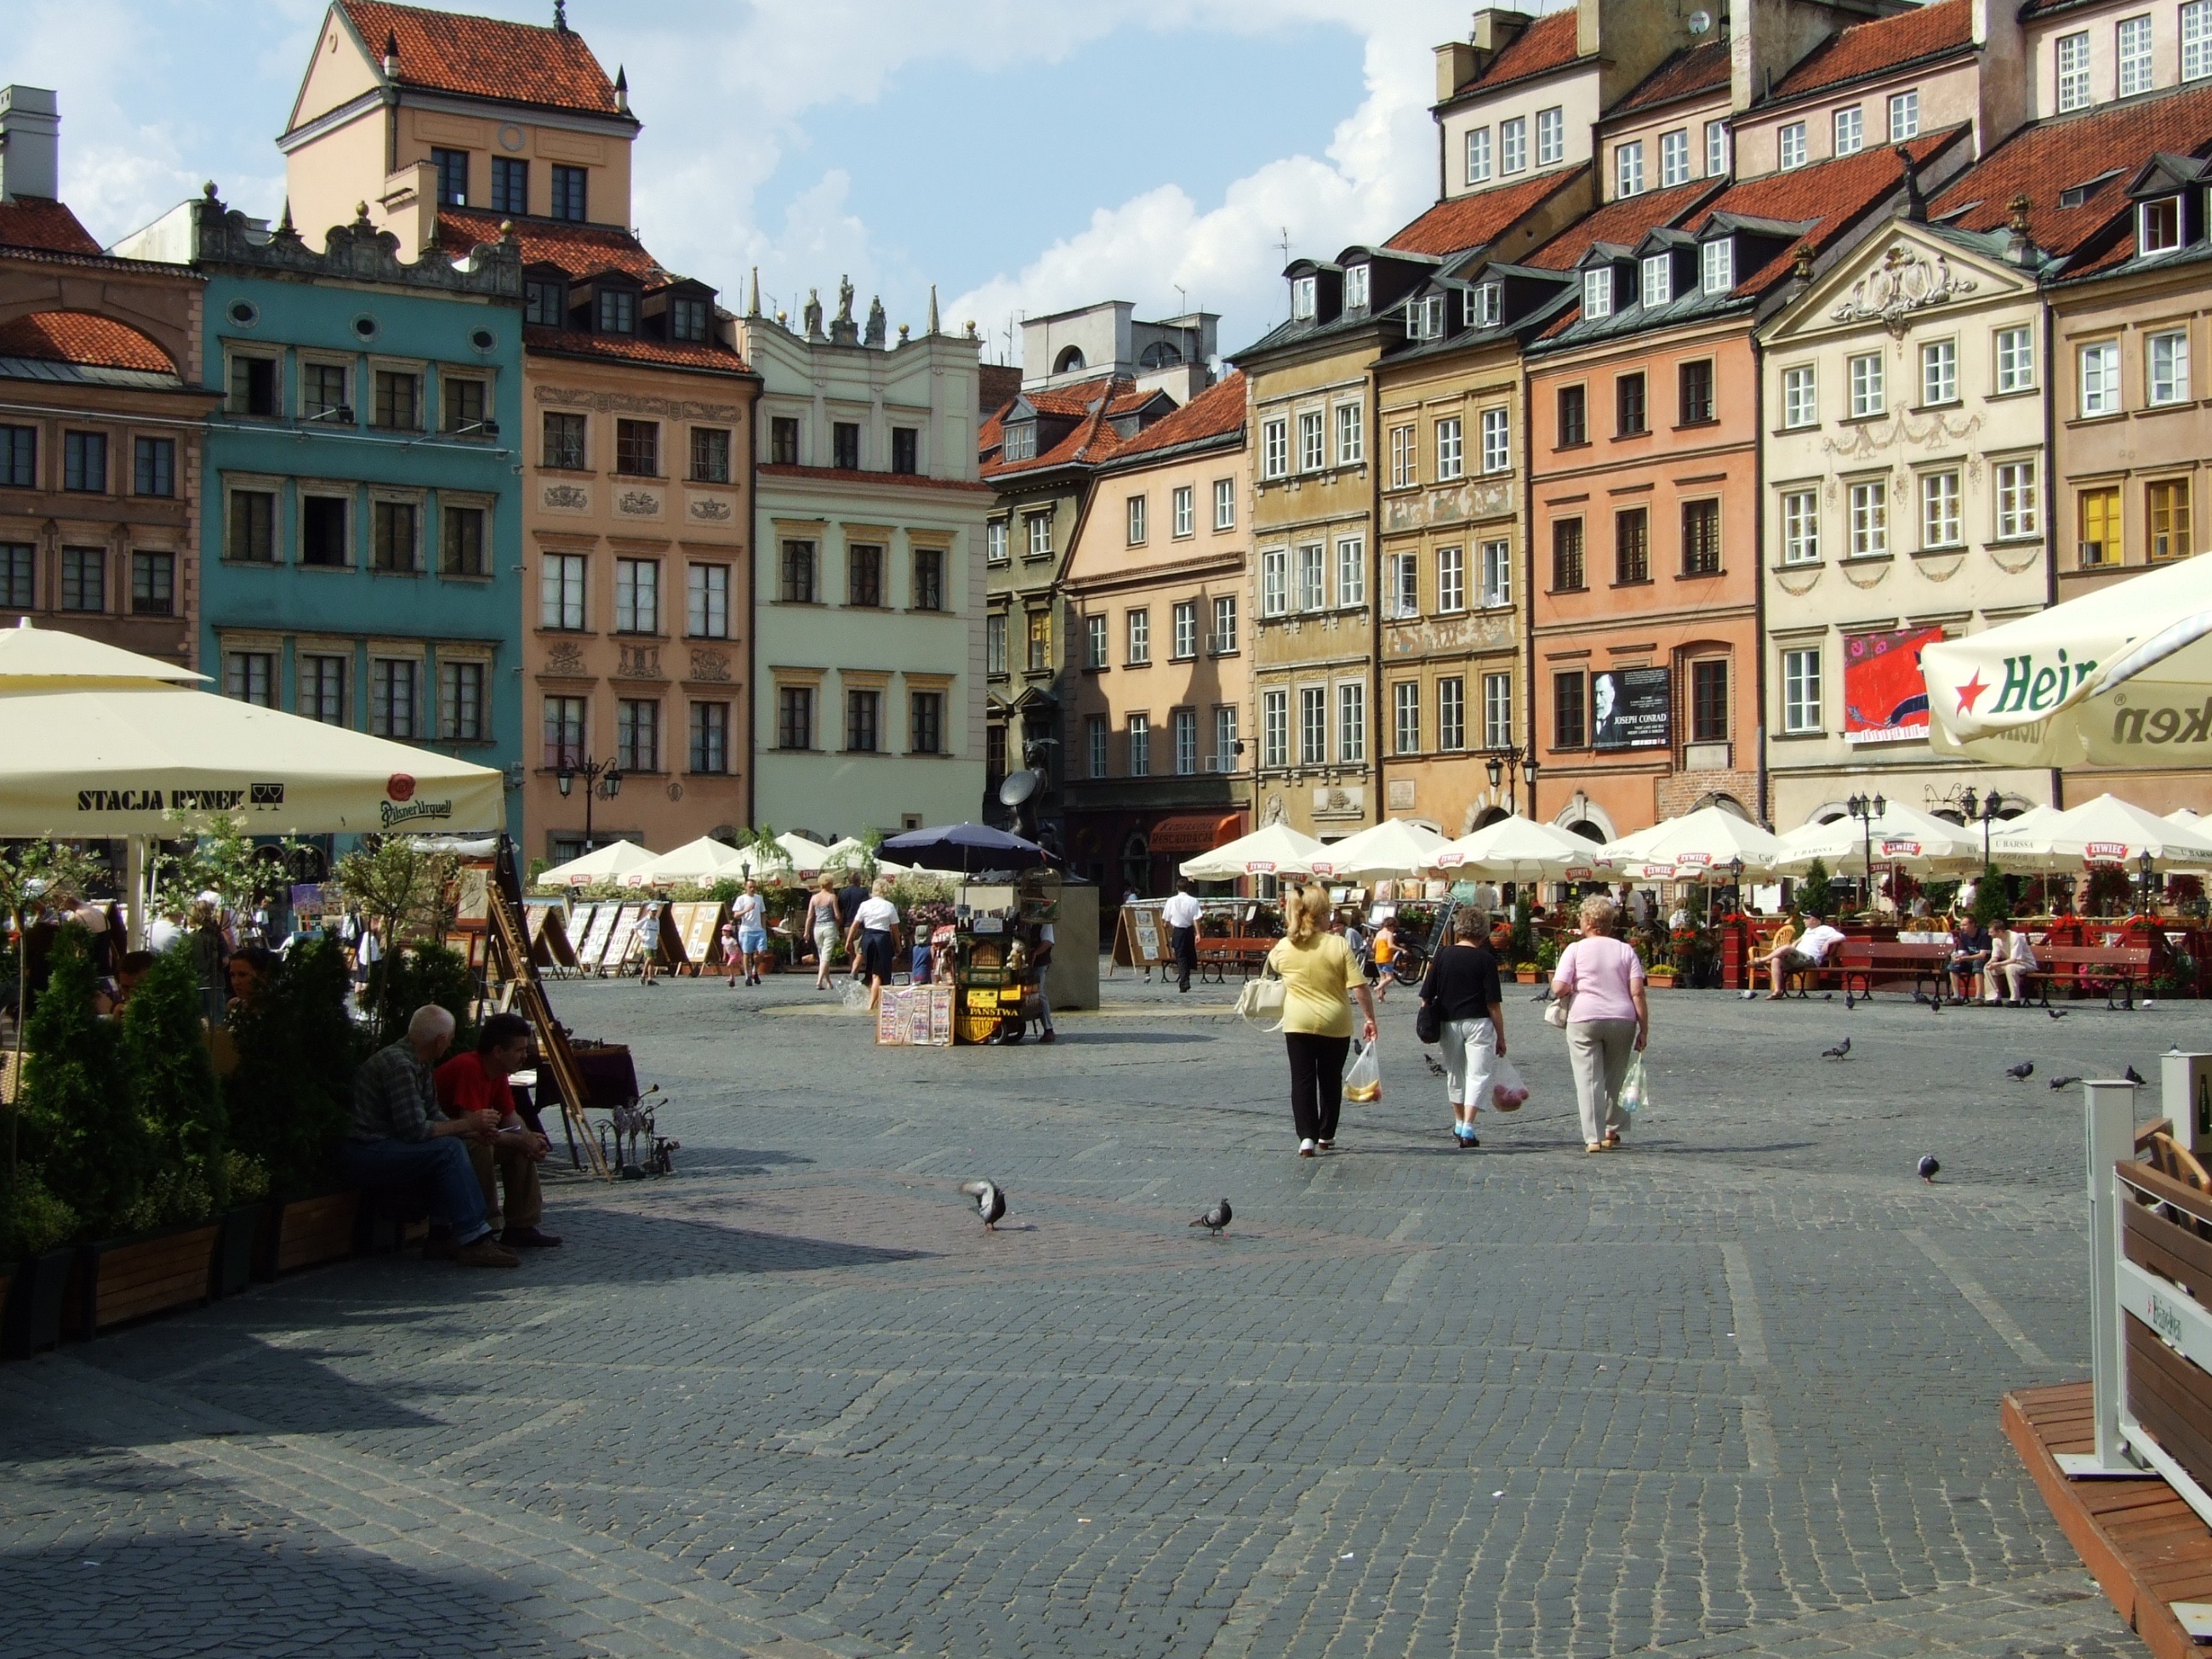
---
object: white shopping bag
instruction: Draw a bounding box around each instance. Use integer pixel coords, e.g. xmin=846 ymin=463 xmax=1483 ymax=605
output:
xmin=1491 ymin=1056 xmax=1529 ymax=1111
xmin=1618 ymin=1052 xmax=1649 ymax=1115
xmin=1343 ymin=1038 xmax=1382 ymax=1103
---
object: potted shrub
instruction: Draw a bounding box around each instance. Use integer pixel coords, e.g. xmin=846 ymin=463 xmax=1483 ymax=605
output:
xmin=0 ymin=1174 xmax=77 ymax=1358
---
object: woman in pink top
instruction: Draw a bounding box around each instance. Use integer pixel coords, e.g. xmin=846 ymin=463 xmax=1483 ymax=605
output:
xmin=1548 ymin=893 xmax=1650 ymax=1154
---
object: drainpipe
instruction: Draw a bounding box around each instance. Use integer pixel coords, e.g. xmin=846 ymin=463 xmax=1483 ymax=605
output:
xmin=1752 ymin=323 xmax=1770 ymax=827
xmin=1369 ymin=339 xmax=1383 ymax=829
xmin=1520 ymin=334 xmax=1537 ymax=826
xmin=2042 ymin=271 xmax=2062 ymax=810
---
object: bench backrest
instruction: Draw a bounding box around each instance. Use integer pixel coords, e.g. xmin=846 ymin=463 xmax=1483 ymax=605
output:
xmin=2038 ymin=945 xmax=2152 ymax=967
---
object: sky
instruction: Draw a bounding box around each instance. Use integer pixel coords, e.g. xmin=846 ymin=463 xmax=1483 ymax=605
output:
xmin=9 ymin=0 xmax=1498 ymax=366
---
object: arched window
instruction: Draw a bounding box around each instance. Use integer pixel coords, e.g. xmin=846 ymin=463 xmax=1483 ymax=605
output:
xmin=1473 ymin=805 xmax=1513 ymax=830
xmin=1054 ymin=345 xmax=1086 ymax=373
xmin=1565 ymin=818 xmax=1607 ymax=844
xmin=1138 ymin=341 xmax=1182 ymax=369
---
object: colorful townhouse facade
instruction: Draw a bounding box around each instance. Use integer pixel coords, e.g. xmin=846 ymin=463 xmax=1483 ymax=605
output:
xmin=0 ymin=88 xmax=215 ymax=666
xmin=1058 ymin=373 xmax=1251 ymax=893
xmin=114 ymin=187 xmax=527 ymax=837
xmin=277 ymin=1 xmax=759 ymax=865
xmin=740 ymin=283 xmax=990 ymax=843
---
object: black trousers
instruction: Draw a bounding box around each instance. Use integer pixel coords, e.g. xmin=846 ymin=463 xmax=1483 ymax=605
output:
xmin=1171 ymin=925 xmax=1198 ymax=990
xmin=1285 ymin=1032 xmax=1352 ymax=1143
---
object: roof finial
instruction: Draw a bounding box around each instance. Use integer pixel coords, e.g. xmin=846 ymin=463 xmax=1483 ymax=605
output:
xmin=614 ymin=66 xmax=628 ymax=113
xmin=747 ymin=265 xmax=761 ymax=317
xmin=382 ymin=30 xmax=398 ymax=77
xmin=926 ymin=283 xmax=941 ymax=335
xmin=553 ymin=0 xmax=569 ymax=34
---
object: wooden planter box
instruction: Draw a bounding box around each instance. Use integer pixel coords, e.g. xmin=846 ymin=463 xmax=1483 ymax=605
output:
xmin=210 ymin=1204 xmax=267 ymax=1299
xmin=0 ymin=1247 xmax=76 ymax=1359
xmin=68 ymin=1222 xmax=220 ymax=1337
xmin=259 ymin=1191 xmax=360 ymax=1279
xmin=1647 ymin=971 xmax=1678 ymax=988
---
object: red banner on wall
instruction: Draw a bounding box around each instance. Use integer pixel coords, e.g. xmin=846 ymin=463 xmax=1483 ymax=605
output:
xmin=1844 ymin=626 xmax=1945 ymax=745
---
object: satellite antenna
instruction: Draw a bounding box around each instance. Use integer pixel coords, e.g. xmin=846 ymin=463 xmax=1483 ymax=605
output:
xmin=1688 ymin=9 xmax=1713 ymax=31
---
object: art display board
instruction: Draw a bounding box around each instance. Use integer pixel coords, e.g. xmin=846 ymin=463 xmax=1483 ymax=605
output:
xmin=577 ymin=903 xmax=623 ymax=972
xmin=875 ymin=983 xmax=955 ymax=1046
xmin=1111 ymin=900 xmax=1173 ymax=968
xmin=670 ymin=901 xmax=724 ymax=970
xmin=522 ymin=900 xmax=579 ymax=971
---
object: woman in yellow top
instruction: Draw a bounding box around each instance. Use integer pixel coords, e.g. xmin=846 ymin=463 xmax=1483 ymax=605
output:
xmin=1265 ymin=885 xmax=1381 ymax=1156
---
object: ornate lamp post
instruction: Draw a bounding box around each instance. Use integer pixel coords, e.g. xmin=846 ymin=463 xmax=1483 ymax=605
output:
xmin=1483 ymin=747 xmax=1542 ymax=818
xmin=1845 ymin=791 xmax=1885 ymax=913
xmin=2140 ymin=847 xmax=2158 ymax=915
xmin=1959 ymin=785 xmax=2004 ymax=865
xmin=556 ymin=754 xmax=624 ymax=852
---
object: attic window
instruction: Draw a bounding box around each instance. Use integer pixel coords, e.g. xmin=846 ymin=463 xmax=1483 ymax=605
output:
xmin=1582 ymin=268 xmax=1614 ymax=319
xmin=1700 ymin=238 xmax=1733 ymax=294
xmin=670 ymin=297 xmax=711 ymax=342
xmin=1641 ymin=253 xmax=1673 ymax=307
xmin=1138 ymin=340 xmax=1182 ymax=368
xmin=1344 ymin=264 xmax=1371 ymax=309
xmin=1406 ymin=294 xmax=1445 ymax=341
xmin=2141 ymin=195 xmax=2185 ymax=254
xmin=1002 ymin=422 xmax=1036 ymax=463
xmin=1053 ymin=345 xmax=1086 ymax=373
xmin=2059 ymin=169 xmax=2124 ymax=209
xmin=1468 ymin=282 xmax=1502 ymax=327
xmin=1291 ymin=276 xmax=1317 ymax=321
xmin=597 ymin=288 xmax=636 ymax=334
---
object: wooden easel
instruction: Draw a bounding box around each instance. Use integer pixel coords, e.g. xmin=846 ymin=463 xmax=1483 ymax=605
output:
xmin=487 ymin=842 xmax=608 ymax=1180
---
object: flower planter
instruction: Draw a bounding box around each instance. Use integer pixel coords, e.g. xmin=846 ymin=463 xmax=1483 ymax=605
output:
xmin=210 ymin=1203 xmax=268 ymax=1300
xmin=0 ymin=1247 xmax=77 ymax=1359
xmin=1646 ymin=971 xmax=1678 ymax=989
xmin=68 ymin=1221 xmax=221 ymax=1338
xmin=1514 ymin=969 xmax=1542 ymax=984
xmin=258 ymin=1190 xmax=360 ymax=1280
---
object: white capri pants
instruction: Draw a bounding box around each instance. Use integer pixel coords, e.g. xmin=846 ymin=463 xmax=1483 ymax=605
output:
xmin=1440 ymin=1017 xmax=1498 ymax=1111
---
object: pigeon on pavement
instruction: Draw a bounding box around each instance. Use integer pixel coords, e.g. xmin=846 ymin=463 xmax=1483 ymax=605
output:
xmin=1422 ymin=1053 xmax=1446 ymax=1077
xmin=2006 ymin=1061 xmax=2034 ymax=1080
xmin=2048 ymin=1009 xmax=2070 ymax=1020
xmin=2049 ymin=1075 xmax=2082 ymax=1090
xmin=1821 ymin=1038 xmax=1850 ymax=1060
xmin=957 ymin=1180 xmax=1007 ymax=1230
xmin=1918 ymin=1154 xmax=1941 ymax=1183
xmin=1191 ymin=1200 xmax=1233 ymax=1234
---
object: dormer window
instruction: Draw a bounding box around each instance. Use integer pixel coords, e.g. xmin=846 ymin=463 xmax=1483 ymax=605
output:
xmin=1406 ymin=294 xmax=1445 ymax=341
xmin=1291 ymin=276 xmax=1317 ymax=320
xmin=597 ymin=288 xmax=636 ymax=334
xmin=524 ymin=277 xmax=566 ymax=328
xmin=1700 ymin=238 xmax=1734 ymax=295
xmin=1641 ymin=254 xmax=1673 ymax=308
xmin=1468 ymin=282 xmax=1502 ymax=327
xmin=1583 ymin=268 xmax=1614 ymax=319
xmin=670 ymin=296 xmax=711 ymax=342
xmin=2141 ymin=195 xmax=2185 ymax=255
xmin=1001 ymin=422 xmax=1036 ymax=463
xmin=1344 ymin=264 xmax=1370 ymax=310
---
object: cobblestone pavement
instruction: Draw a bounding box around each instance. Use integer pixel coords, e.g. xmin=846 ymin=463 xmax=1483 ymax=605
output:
xmin=0 ymin=963 xmax=2186 ymax=1656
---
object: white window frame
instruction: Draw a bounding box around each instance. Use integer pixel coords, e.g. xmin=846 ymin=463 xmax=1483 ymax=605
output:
xmin=1440 ymin=676 xmax=1466 ymax=753
xmin=1389 ymin=425 xmax=1417 ymax=488
xmin=1298 ymin=408 xmax=1325 ymax=472
xmin=1343 ymin=263 xmax=1370 ymax=310
xmin=1705 ymin=119 xmax=1729 ymax=178
xmin=1849 ymin=351 xmax=1885 ymax=418
xmin=1779 ymin=122 xmax=1807 ymax=170
xmin=1660 ymin=128 xmax=1690 ymax=187
xmin=2057 ymin=31 xmax=2092 ymax=111
xmin=986 ymin=518 xmax=1008 ymax=563
xmin=2187 ymin=0 xmax=2212 ymax=81
xmin=1336 ymin=401 xmax=1365 ymax=465
xmin=1027 ymin=512 xmax=1052 ymax=557
xmin=1213 ymin=477 xmax=1236 ymax=529
xmin=1582 ymin=267 xmax=1613 ymax=319
xmin=1641 ymin=253 xmax=1672 ymax=308
xmin=1849 ymin=480 xmax=1889 ymax=556
xmin=1291 ymin=275 xmax=1317 ymax=320
xmin=1616 ymin=140 xmax=1645 ymax=197
xmin=1483 ymin=670 xmax=1514 ymax=750
xmin=1172 ymin=707 xmax=1199 ymax=776
xmin=1500 ymin=115 xmax=1527 ymax=174
xmin=2118 ymin=14 xmax=2155 ymax=97
xmin=1261 ymin=417 xmax=1289 ymax=479
xmin=1782 ymin=363 xmax=1816 ymax=428
xmin=1437 ymin=544 xmax=1465 ymax=613
xmin=1921 ymin=469 xmax=1963 ymax=548
xmin=1126 ymin=493 xmax=1147 ymax=545
xmin=1211 ymin=594 xmax=1238 ymax=653
xmin=1260 ymin=547 xmax=1288 ymax=617
xmin=1782 ymin=489 xmax=1821 ymax=564
xmin=1086 ymin=613 xmax=1108 ymax=670
xmin=1465 ymin=125 xmax=1492 ymax=185
xmin=1781 ymin=646 xmax=1822 ymax=734
xmin=1087 ymin=714 xmax=1109 ymax=778
xmin=1921 ymin=339 xmax=1958 ymax=406
xmin=1296 ymin=542 xmax=1326 ymax=613
xmin=1336 ymin=535 xmax=1366 ymax=608
xmin=1995 ymin=325 xmax=2037 ymax=393
xmin=1392 ymin=680 xmax=1421 ymax=756
xmin=1435 ymin=416 xmax=1464 ymax=482
xmin=1337 ymin=681 xmax=1365 ymax=765
xmin=1996 ymin=458 xmax=2041 ymax=539
xmin=1480 ymin=538 xmax=1512 ymax=607
xmin=1388 ymin=549 xmax=1420 ymax=619
xmin=2141 ymin=196 xmax=2185 ymax=255
xmin=1127 ymin=713 xmax=1150 ymax=777
xmin=1299 ymin=686 xmax=1327 ymax=766
xmin=1833 ymin=105 xmax=1864 ymax=157
xmin=1536 ymin=106 xmax=1565 ymax=166
xmin=1479 ymin=408 xmax=1510 ymax=475
xmin=1261 ymin=687 xmax=1289 ymax=769
xmin=1887 ymin=88 xmax=1920 ymax=140
xmin=2079 ymin=339 xmax=2123 ymax=416
xmin=1701 ymin=237 xmax=1734 ymax=295
xmin=1126 ymin=607 xmax=1150 ymax=665
xmin=1212 ymin=704 xmax=1238 ymax=772
xmin=2150 ymin=328 xmax=2192 ymax=404
xmin=1172 ymin=483 xmax=1194 ymax=538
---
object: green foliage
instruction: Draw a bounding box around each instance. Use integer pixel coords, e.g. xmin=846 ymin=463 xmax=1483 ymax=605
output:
xmin=1970 ymin=864 xmax=2010 ymax=928
xmin=153 ymin=813 xmax=299 ymax=915
xmin=18 ymin=927 xmax=148 ymax=1240
xmin=1507 ymin=897 xmax=1536 ymax=968
xmin=329 ymin=839 xmax=459 ymax=1022
xmin=225 ymin=937 xmax=360 ymax=1199
xmin=368 ymin=941 xmax=478 ymax=1052
xmin=0 ymin=1172 xmax=76 ymax=1260
xmin=1799 ymin=858 xmax=1833 ymax=910
xmin=123 ymin=944 xmax=227 ymax=1228
xmin=2084 ymin=865 xmax=2134 ymax=916
xmin=0 ymin=841 xmax=110 ymax=925
xmin=1534 ymin=935 xmax=1562 ymax=972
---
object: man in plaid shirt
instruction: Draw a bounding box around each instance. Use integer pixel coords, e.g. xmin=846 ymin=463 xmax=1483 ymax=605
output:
xmin=339 ymin=1005 xmax=518 ymax=1268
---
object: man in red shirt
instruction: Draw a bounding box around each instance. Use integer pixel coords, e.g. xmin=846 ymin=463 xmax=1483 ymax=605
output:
xmin=434 ymin=1012 xmax=561 ymax=1248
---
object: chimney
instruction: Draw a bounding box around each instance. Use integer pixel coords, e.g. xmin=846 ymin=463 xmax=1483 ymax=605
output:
xmin=614 ymin=66 xmax=629 ymax=114
xmin=0 ymin=86 xmax=61 ymax=202
xmin=382 ymin=31 xmax=398 ymax=78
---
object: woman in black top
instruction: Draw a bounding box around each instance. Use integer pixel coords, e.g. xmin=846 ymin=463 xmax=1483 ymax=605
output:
xmin=1419 ymin=906 xmax=1507 ymax=1148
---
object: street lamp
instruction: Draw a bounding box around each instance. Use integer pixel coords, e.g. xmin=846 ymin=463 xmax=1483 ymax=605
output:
xmin=1959 ymin=785 xmax=2004 ymax=865
xmin=1845 ymin=791 xmax=1886 ymax=913
xmin=1483 ymin=747 xmax=1542 ymax=817
xmin=2140 ymin=847 xmax=2158 ymax=915
xmin=556 ymin=753 xmax=624 ymax=852
xmin=1729 ymin=854 xmax=1745 ymax=915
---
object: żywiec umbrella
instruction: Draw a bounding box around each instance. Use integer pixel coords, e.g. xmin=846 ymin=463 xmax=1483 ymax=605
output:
xmin=1923 ymin=556 xmax=2212 ymax=767
xmin=1771 ymin=801 xmax=1981 ymax=875
xmin=1599 ymin=807 xmax=1784 ymax=879
xmin=619 ymin=835 xmax=747 ymax=888
xmin=1988 ymin=793 xmax=2212 ymax=871
xmin=1177 ymin=822 xmax=1323 ymax=881
xmin=1309 ymin=818 xmax=1446 ymax=880
xmin=880 ymin=822 xmax=1049 ymax=875
xmin=536 ymin=841 xmax=656 ymax=887
xmin=1431 ymin=816 xmax=1604 ymax=881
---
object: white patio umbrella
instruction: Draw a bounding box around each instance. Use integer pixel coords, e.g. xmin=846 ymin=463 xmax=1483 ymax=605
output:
xmin=1177 ymin=822 xmax=1324 ymax=881
xmin=777 ymin=831 xmax=832 ymax=874
xmin=1924 ymin=556 xmax=2212 ymax=767
xmin=619 ymin=835 xmax=746 ymax=888
xmin=1309 ymin=818 xmax=1446 ymax=879
xmin=816 ymin=836 xmax=910 ymax=878
xmin=1432 ymin=816 xmax=1605 ymax=880
xmin=1601 ymin=807 xmax=1784 ymax=879
xmin=1988 ymin=792 xmax=2212 ymax=871
xmin=535 ymin=840 xmax=655 ymax=887
xmin=1771 ymin=801 xmax=1981 ymax=875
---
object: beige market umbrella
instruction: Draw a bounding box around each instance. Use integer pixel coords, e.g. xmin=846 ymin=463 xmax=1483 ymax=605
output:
xmin=1601 ymin=807 xmax=1783 ymax=879
xmin=535 ymin=840 xmax=655 ymax=887
xmin=1924 ymin=556 xmax=2212 ymax=767
xmin=1310 ymin=818 xmax=1446 ymax=880
xmin=0 ymin=619 xmax=504 ymax=838
xmin=777 ymin=832 xmax=832 ymax=874
xmin=1988 ymin=792 xmax=2212 ymax=871
xmin=1432 ymin=815 xmax=1605 ymax=880
xmin=620 ymin=835 xmax=745 ymax=888
xmin=1771 ymin=801 xmax=1981 ymax=875
xmin=818 ymin=836 xmax=910 ymax=878
xmin=1177 ymin=822 xmax=1323 ymax=881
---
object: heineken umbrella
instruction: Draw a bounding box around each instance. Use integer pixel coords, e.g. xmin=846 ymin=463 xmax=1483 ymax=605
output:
xmin=1432 ymin=815 xmax=1605 ymax=881
xmin=1924 ymin=556 xmax=2212 ymax=767
xmin=1310 ymin=818 xmax=1446 ymax=879
xmin=1177 ymin=821 xmax=1323 ymax=881
xmin=534 ymin=840 xmax=655 ymax=887
xmin=1987 ymin=792 xmax=2212 ymax=871
xmin=1771 ymin=801 xmax=1981 ymax=875
xmin=1601 ymin=807 xmax=1784 ymax=879
xmin=0 ymin=619 xmax=504 ymax=837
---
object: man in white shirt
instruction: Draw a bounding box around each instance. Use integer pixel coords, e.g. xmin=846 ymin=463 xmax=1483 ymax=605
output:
xmin=1793 ymin=914 xmax=1846 ymax=967
xmin=1161 ymin=880 xmax=1204 ymax=993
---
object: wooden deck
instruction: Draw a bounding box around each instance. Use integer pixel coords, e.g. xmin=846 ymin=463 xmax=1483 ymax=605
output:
xmin=2004 ymin=1380 xmax=2212 ymax=1656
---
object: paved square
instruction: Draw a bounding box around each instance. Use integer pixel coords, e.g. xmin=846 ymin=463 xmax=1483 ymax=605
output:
xmin=0 ymin=967 xmax=2180 ymax=1656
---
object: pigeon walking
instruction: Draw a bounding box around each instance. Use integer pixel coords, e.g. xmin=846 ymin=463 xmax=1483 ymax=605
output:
xmin=2048 ymin=1009 xmax=2070 ymax=1020
xmin=2006 ymin=1061 xmax=2034 ymax=1080
xmin=1190 ymin=1199 xmax=1233 ymax=1234
xmin=2127 ymin=1065 xmax=2148 ymax=1086
xmin=958 ymin=1179 xmax=1007 ymax=1230
xmin=1917 ymin=1154 xmax=1941 ymax=1183
xmin=1422 ymin=1052 xmax=1446 ymax=1078
xmin=1821 ymin=1037 xmax=1850 ymax=1061
xmin=2049 ymin=1075 xmax=2082 ymax=1090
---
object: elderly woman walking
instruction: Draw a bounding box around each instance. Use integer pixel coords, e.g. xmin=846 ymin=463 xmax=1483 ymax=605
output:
xmin=1549 ymin=892 xmax=1649 ymax=1154
xmin=1265 ymin=884 xmax=1379 ymax=1157
xmin=1419 ymin=906 xmax=1506 ymax=1149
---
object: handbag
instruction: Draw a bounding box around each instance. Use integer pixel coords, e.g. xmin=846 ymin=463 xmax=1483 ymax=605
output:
xmin=1543 ymin=996 xmax=1569 ymax=1029
xmin=1414 ymin=998 xmax=1441 ymax=1045
xmin=1234 ymin=970 xmax=1286 ymax=1028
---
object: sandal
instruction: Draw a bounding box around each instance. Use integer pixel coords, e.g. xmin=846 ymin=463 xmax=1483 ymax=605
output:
xmin=1604 ymin=1131 xmax=1622 ymax=1148
xmin=1586 ymin=1142 xmax=1607 ymax=1154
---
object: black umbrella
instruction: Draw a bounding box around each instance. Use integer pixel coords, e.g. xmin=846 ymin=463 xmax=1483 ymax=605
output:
xmin=880 ymin=821 xmax=1049 ymax=875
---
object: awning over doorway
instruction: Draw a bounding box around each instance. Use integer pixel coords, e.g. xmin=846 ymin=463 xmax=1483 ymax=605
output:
xmin=1148 ymin=812 xmax=1245 ymax=855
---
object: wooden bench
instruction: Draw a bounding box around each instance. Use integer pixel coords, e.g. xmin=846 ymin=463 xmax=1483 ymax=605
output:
xmin=1194 ymin=937 xmax=1274 ymax=983
xmin=1833 ymin=941 xmax=1951 ymax=1006
xmin=2023 ymin=944 xmax=2155 ymax=1009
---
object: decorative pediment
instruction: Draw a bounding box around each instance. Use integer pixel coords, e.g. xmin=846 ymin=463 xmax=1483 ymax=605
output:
xmin=1827 ymin=241 xmax=1976 ymax=337
xmin=189 ymin=186 xmax=521 ymax=298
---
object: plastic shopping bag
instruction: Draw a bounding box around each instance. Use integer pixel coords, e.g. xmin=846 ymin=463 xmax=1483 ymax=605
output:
xmin=1343 ymin=1039 xmax=1382 ymax=1103
xmin=1618 ymin=1052 xmax=1649 ymax=1115
xmin=840 ymin=978 xmax=873 ymax=1015
xmin=1491 ymin=1056 xmax=1529 ymax=1112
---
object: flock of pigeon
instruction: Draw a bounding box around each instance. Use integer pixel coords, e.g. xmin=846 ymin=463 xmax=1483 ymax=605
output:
xmin=955 ymin=1178 xmax=1237 ymax=1237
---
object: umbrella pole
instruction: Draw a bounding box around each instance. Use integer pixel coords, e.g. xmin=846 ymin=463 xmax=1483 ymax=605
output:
xmin=125 ymin=835 xmax=148 ymax=950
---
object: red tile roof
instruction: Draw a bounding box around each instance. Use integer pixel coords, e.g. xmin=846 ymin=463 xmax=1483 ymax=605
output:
xmin=522 ymin=324 xmax=750 ymax=376
xmin=1385 ymin=168 xmax=1588 ymax=258
xmin=0 ymin=311 xmax=174 ymax=373
xmin=983 ymin=376 xmax=1154 ymax=479
xmin=1526 ymin=176 xmax=1722 ymax=270
xmin=337 ymin=1 xmax=624 ymax=117
xmin=1609 ymin=40 xmax=1732 ymax=118
xmin=1930 ymin=84 xmax=2212 ymax=265
xmin=1454 ymin=10 xmax=1583 ymax=99
xmin=1695 ymin=127 xmax=1968 ymax=292
xmin=0 ymin=197 xmax=103 ymax=256
xmin=1108 ymin=372 xmax=1246 ymax=461
xmin=758 ymin=463 xmax=992 ymax=494
xmin=1770 ymin=0 xmax=1973 ymax=101
xmin=439 ymin=208 xmax=664 ymax=282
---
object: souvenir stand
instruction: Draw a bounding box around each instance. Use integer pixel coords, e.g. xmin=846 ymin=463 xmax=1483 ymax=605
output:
xmin=875 ymin=822 xmax=1057 ymax=1046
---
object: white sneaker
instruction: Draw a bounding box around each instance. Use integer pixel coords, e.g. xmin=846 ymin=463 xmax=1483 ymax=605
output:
xmin=1298 ymin=1138 xmax=1318 ymax=1157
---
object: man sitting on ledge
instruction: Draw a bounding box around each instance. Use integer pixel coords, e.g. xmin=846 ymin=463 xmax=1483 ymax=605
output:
xmin=341 ymin=1005 xmax=517 ymax=1268
xmin=436 ymin=1012 xmax=562 ymax=1249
